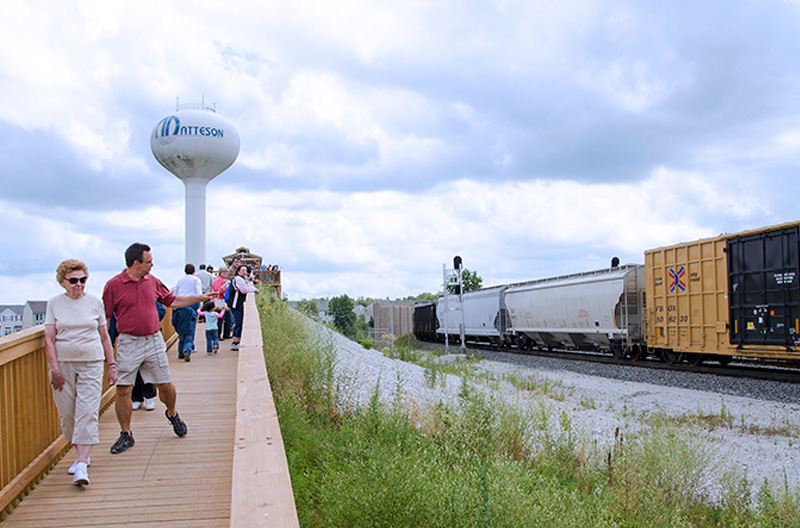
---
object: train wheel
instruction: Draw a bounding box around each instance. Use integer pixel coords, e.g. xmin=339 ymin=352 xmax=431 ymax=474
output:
xmin=629 ymin=344 xmax=644 ymax=362
xmin=611 ymin=344 xmax=627 ymax=360
xmin=686 ymin=354 xmax=704 ymax=367
xmin=661 ymin=349 xmax=683 ymax=365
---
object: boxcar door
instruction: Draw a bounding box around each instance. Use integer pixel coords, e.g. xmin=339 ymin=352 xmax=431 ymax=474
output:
xmin=727 ymin=226 xmax=800 ymax=348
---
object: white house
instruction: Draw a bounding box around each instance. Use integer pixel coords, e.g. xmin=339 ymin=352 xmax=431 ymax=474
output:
xmin=314 ymin=300 xmax=333 ymax=325
xmin=0 ymin=305 xmax=24 ymax=336
xmin=22 ymin=301 xmax=47 ymax=329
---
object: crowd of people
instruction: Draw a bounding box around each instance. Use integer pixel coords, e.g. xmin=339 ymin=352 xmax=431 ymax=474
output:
xmin=44 ymin=244 xmax=260 ymax=487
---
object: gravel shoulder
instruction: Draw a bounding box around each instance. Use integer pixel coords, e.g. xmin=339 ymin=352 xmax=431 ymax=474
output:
xmin=472 ymin=352 xmax=800 ymax=499
xmin=311 ymin=321 xmax=800 ymax=499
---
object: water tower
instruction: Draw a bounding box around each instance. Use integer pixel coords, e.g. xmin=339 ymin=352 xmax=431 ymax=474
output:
xmin=150 ymin=101 xmax=240 ymax=267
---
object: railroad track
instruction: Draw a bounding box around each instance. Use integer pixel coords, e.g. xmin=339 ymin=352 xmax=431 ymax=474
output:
xmin=415 ymin=340 xmax=800 ymax=384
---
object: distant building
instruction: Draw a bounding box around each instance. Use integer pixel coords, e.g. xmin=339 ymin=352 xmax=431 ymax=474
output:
xmin=353 ymin=304 xmax=367 ymax=322
xmin=287 ymin=299 xmax=333 ymax=324
xmin=0 ymin=305 xmax=24 ymax=336
xmin=368 ymin=300 xmax=415 ymax=345
xmin=314 ymin=300 xmax=332 ymax=324
xmin=22 ymin=301 xmax=47 ymax=329
xmin=287 ymin=299 xmax=412 ymax=344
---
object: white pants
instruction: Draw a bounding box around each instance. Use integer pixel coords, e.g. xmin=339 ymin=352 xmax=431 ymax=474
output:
xmin=51 ymin=360 xmax=104 ymax=445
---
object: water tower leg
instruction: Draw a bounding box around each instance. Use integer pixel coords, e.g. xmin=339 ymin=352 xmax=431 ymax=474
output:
xmin=184 ymin=179 xmax=208 ymax=267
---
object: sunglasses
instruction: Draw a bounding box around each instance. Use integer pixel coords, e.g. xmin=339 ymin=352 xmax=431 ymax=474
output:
xmin=67 ymin=276 xmax=88 ymax=284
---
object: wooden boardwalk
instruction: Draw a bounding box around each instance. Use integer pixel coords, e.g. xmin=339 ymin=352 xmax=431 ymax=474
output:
xmin=2 ymin=327 xmax=237 ymax=527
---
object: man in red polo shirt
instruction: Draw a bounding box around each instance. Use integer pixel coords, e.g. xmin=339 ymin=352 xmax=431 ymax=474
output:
xmin=103 ymin=243 xmax=213 ymax=454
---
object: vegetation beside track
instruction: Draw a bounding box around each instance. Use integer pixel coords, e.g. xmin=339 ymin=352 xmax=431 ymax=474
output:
xmin=258 ymin=293 xmax=800 ymax=527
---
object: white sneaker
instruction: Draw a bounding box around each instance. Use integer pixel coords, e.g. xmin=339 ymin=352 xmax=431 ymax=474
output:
xmin=68 ymin=457 xmax=90 ymax=475
xmin=144 ymin=398 xmax=156 ymax=411
xmin=132 ymin=401 xmax=142 ymax=410
xmin=72 ymin=462 xmax=89 ymax=486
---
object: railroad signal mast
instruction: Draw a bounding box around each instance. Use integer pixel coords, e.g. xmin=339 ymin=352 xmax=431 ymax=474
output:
xmin=442 ymin=256 xmax=466 ymax=353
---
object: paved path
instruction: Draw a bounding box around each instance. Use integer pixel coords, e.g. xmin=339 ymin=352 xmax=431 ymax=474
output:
xmin=2 ymin=327 xmax=238 ymax=527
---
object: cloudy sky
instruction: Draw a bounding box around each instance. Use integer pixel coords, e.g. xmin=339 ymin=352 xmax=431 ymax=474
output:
xmin=3 ymin=0 xmax=800 ymax=304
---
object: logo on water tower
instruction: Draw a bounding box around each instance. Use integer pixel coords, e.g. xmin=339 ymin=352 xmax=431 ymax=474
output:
xmin=153 ymin=115 xmax=180 ymax=140
xmin=153 ymin=114 xmax=226 ymax=144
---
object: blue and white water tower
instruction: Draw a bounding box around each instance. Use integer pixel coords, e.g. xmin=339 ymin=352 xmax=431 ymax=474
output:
xmin=150 ymin=102 xmax=240 ymax=267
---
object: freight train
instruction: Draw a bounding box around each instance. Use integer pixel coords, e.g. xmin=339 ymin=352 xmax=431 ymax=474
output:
xmin=414 ymin=220 xmax=800 ymax=367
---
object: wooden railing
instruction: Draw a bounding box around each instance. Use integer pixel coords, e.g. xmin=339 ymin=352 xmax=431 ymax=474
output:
xmin=231 ymin=293 xmax=299 ymax=527
xmin=0 ymin=325 xmax=63 ymax=518
xmin=0 ymin=309 xmax=177 ymax=518
xmin=255 ymin=269 xmax=282 ymax=299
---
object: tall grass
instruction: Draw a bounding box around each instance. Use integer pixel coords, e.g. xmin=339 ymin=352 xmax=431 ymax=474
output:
xmin=258 ymin=294 xmax=800 ymax=527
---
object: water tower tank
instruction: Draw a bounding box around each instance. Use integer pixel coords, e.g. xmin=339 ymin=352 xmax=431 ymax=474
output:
xmin=151 ymin=107 xmax=240 ymax=267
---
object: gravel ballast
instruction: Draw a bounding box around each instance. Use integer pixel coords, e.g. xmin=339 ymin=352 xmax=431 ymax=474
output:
xmin=310 ymin=320 xmax=800 ymax=500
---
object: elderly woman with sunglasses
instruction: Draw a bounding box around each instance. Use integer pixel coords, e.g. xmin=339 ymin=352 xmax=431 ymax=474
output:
xmin=44 ymin=259 xmax=117 ymax=486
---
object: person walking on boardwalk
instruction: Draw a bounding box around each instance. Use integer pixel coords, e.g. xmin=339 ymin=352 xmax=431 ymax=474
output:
xmin=44 ymin=259 xmax=117 ymax=486
xmin=196 ymin=264 xmax=213 ymax=294
xmin=172 ymin=263 xmax=202 ymax=361
xmin=102 ymin=243 xmax=212 ymax=454
xmin=211 ymin=266 xmax=232 ymax=340
xmin=229 ymin=264 xmax=259 ymax=351
xmin=198 ymin=300 xmax=225 ymax=354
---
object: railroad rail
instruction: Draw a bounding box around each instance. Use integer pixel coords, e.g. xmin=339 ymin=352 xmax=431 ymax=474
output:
xmin=417 ymin=339 xmax=800 ymax=384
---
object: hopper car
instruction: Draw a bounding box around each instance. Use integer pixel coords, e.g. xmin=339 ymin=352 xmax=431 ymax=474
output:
xmin=436 ymin=285 xmax=508 ymax=347
xmin=414 ymin=220 xmax=800 ymax=367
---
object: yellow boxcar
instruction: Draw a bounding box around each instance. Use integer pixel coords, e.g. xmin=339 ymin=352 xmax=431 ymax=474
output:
xmin=645 ymin=220 xmax=800 ymax=364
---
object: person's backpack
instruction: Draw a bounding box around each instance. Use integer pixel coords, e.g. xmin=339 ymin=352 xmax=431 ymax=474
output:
xmin=223 ymin=279 xmax=236 ymax=306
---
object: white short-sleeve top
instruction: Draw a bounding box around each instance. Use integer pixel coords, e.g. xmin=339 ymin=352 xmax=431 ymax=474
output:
xmin=45 ymin=293 xmax=107 ymax=362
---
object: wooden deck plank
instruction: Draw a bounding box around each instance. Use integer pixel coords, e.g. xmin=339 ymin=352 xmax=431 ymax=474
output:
xmin=2 ymin=327 xmax=237 ymax=527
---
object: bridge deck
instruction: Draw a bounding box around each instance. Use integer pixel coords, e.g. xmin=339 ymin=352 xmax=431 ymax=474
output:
xmin=2 ymin=328 xmax=237 ymax=527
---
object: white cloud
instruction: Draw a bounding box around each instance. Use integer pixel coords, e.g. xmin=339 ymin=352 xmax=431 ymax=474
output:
xmin=2 ymin=0 xmax=800 ymax=307
xmin=191 ymin=166 xmax=778 ymax=300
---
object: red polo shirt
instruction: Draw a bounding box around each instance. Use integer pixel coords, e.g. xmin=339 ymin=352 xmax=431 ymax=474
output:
xmin=103 ymin=271 xmax=176 ymax=336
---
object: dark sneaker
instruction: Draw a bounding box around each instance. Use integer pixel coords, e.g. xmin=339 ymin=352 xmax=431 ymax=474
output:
xmin=166 ymin=411 xmax=187 ymax=437
xmin=184 ymin=353 xmax=191 ymax=362
xmin=110 ymin=431 xmax=135 ymax=454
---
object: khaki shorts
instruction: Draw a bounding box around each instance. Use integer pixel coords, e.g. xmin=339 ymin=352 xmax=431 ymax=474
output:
xmin=116 ymin=332 xmax=171 ymax=386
